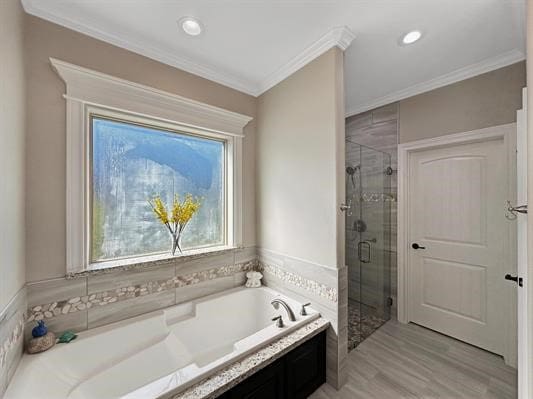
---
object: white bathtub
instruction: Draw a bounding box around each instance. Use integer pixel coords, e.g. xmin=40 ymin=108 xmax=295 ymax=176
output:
xmin=6 ymin=286 xmax=319 ymax=399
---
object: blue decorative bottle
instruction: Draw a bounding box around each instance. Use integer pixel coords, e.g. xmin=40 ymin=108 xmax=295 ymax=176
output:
xmin=32 ymin=320 xmax=48 ymax=338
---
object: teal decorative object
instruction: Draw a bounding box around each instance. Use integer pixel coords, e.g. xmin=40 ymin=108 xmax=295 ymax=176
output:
xmin=57 ymin=331 xmax=77 ymax=343
xmin=32 ymin=321 xmax=48 ymax=338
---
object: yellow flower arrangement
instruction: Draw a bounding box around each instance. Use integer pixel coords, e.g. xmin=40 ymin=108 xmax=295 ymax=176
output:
xmin=151 ymin=196 xmax=169 ymax=225
xmin=148 ymin=194 xmax=201 ymax=255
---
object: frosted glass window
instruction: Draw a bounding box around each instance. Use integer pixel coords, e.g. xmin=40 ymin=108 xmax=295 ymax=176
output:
xmin=91 ymin=117 xmax=225 ymax=262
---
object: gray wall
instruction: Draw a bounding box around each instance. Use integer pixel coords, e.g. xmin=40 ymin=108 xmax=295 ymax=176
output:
xmin=256 ymin=48 xmax=344 ymax=270
xmin=24 ymin=14 xmax=257 ymax=283
xmin=0 ymin=0 xmax=26 ymax=316
xmin=399 ymin=61 xmax=525 ymax=143
xmin=256 ymin=48 xmax=347 ymax=388
xmin=0 ymin=0 xmax=27 ymax=394
xmin=345 ymin=61 xmax=526 ymax=323
xmin=17 ymin=14 xmax=259 ymax=372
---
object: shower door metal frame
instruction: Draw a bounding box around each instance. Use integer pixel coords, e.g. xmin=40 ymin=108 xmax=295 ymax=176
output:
xmin=345 ymin=140 xmax=393 ymax=347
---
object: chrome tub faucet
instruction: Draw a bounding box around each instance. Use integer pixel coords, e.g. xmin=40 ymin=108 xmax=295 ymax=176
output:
xmin=271 ymin=299 xmax=296 ymax=322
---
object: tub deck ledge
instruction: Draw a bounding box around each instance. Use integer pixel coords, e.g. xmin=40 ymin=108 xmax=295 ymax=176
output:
xmin=162 ymin=317 xmax=330 ymax=399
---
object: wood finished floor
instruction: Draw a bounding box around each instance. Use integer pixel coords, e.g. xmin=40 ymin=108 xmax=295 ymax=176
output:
xmin=310 ymin=320 xmax=517 ymax=399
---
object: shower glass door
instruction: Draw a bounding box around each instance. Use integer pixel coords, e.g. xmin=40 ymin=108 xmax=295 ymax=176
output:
xmin=345 ymin=140 xmax=392 ymax=350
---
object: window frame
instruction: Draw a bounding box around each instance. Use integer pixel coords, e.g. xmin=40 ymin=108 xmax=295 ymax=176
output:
xmin=88 ymin=108 xmax=232 ymax=265
xmin=51 ymin=58 xmax=251 ymax=275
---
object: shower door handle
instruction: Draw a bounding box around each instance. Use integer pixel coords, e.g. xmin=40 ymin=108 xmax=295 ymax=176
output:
xmin=340 ymin=203 xmax=351 ymax=212
xmin=358 ymin=241 xmax=371 ymax=263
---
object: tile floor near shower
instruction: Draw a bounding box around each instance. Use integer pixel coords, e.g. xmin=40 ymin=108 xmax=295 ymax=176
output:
xmin=347 ymin=300 xmax=387 ymax=351
xmin=311 ymin=319 xmax=517 ymax=399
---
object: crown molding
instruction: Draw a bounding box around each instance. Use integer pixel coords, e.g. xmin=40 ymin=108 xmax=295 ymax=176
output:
xmin=22 ymin=0 xmax=355 ymax=98
xmin=254 ymin=26 xmax=356 ymax=95
xmin=22 ymin=0 xmax=260 ymax=96
xmin=346 ymin=49 xmax=526 ymax=117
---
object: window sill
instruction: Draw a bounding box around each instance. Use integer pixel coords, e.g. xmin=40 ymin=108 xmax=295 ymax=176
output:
xmin=66 ymin=245 xmax=238 ymax=279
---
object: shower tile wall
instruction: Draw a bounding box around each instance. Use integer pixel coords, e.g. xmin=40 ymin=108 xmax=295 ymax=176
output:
xmin=345 ymin=103 xmax=398 ymax=317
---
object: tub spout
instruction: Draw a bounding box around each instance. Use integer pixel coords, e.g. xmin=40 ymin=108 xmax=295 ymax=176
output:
xmin=271 ymin=299 xmax=296 ymax=322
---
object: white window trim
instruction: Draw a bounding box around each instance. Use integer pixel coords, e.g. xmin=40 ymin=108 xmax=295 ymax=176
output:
xmin=50 ymin=58 xmax=252 ymax=275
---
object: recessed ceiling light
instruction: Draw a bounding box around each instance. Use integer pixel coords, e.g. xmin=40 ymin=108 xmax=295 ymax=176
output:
xmin=179 ymin=17 xmax=203 ymax=36
xmin=401 ymin=30 xmax=422 ymax=45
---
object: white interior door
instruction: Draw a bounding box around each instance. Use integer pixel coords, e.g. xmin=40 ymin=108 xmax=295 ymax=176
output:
xmin=516 ymin=88 xmax=528 ymax=399
xmin=408 ymin=138 xmax=507 ymax=355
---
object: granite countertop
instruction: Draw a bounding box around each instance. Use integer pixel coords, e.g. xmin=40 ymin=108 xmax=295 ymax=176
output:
xmin=165 ymin=317 xmax=330 ymax=399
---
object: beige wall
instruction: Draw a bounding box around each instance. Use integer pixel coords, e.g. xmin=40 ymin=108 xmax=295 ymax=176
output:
xmin=256 ymin=48 xmax=344 ymax=269
xmin=399 ymin=61 xmax=526 ymax=143
xmin=24 ymin=15 xmax=257 ymax=282
xmin=0 ymin=0 xmax=26 ymax=310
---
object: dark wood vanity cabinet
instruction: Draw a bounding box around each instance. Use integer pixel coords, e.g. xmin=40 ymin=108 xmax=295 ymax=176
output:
xmin=227 ymin=360 xmax=286 ymax=399
xmin=284 ymin=331 xmax=326 ymax=398
xmin=220 ymin=330 xmax=326 ymax=399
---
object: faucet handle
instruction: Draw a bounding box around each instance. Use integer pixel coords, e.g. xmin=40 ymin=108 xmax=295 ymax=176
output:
xmin=272 ymin=315 xmax=284 ymax=328
xmin=300 ymin=303 xmax=311 ymax=316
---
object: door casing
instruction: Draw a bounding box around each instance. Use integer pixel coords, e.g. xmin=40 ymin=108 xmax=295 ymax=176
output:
xmin=397 ymin=123 xmax=517 ymax=366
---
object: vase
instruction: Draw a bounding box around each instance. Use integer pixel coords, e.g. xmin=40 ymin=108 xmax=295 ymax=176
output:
xmin=171 ymin=233 xmax=183 ymax=255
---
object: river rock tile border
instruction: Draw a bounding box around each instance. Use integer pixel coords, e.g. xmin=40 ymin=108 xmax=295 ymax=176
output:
xmin=174 ymin=263 xmax=252 ymax=287
xmin=259 ymin=262 xmax=338 ymax=303
xmin=0 ymin=316 xmax=24 ymax=370
xmin=28 ymin=260 xmax=257 ymax=323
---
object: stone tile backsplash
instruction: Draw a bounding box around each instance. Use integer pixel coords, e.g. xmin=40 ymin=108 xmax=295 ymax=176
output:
xmin=0 ymin=288 xmax=26 ymax=397
xmin=28 ymin=261 xmax=256 ymax=324
xmin=26 ymin=247 xmax=257 ymax=335
xmin=259 ymin=262 xmax=337 ymax=303
xmin=0 ymin=317 xmax=24 ymax=370
xmin=7 ymin=243 xmax=347 ymax=396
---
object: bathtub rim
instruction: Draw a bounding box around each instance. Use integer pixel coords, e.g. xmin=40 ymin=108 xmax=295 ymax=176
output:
xmin=7 ymin=286 xmax=321 ymax=399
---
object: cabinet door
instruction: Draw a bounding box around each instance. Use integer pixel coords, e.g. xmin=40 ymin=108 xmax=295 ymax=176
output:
xmin=285 ymin=333 xmax=326 ymax=399
xmin=228 ymin=360 xmax=285 ymax=399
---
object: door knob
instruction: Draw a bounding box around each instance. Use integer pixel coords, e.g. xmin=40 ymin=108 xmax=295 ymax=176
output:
xmin=412 ymin=243 xmax=426 ymax=250
xmin=505 ymin=274 xmax=523 ymax=287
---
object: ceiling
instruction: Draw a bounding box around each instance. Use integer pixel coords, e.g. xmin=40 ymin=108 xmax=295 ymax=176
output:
xmin=22 ymin=0 xmax=526 ymax=116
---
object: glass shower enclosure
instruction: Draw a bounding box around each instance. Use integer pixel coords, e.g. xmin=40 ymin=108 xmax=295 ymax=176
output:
xmin=345 ymin=140 xmax=393 ymax=350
